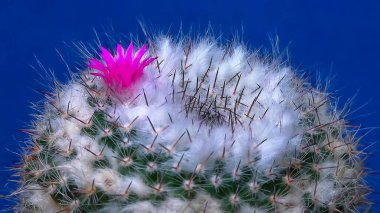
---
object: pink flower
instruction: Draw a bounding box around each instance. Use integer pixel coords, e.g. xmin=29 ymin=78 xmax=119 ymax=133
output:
xmin=88 ymin=42 xmax=156 ymax=94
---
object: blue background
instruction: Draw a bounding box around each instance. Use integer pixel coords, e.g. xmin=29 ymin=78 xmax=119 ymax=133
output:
xmin=0 ymin=0 xmax=379 ymax=211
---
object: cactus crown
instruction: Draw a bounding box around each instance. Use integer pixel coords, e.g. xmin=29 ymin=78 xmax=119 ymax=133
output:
xmin=12 ymin=35 xmax=370 ymax=213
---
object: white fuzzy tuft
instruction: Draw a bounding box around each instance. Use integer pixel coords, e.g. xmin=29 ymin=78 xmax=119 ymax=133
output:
xmin=110 ymin=37 xmax=304 ymax=172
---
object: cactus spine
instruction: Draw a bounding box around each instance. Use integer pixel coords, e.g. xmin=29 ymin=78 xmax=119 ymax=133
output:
xmin=14 ymin=35 xmax=369 ymax=213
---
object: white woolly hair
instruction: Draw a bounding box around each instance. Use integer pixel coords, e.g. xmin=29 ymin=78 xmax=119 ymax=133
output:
xmin=106 ymin=35 xmax=304 ymax=172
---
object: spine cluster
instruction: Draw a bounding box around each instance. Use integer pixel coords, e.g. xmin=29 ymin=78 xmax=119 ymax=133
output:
xmin=13 ymin=36 xmax=369 ymax=213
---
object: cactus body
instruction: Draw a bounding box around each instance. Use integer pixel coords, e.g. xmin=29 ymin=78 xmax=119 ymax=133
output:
xmin=15 ymin=35 xmax=368 ymax=212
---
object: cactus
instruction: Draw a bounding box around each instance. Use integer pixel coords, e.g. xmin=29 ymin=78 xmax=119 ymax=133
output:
xmin=13 ymin=34 xmax=370 ymax=213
